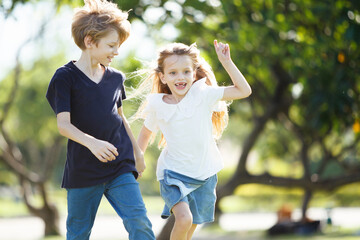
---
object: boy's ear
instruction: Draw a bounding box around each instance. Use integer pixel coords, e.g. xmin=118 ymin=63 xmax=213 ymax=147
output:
xmin=84 ymin=35 xmax=93 ymax=49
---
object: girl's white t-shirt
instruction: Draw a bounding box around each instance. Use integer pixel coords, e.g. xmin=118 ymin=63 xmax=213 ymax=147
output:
xmin=144 ymin=78 xmax=225 ymax=181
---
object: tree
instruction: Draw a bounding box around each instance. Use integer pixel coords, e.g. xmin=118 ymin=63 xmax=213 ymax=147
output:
xmin=120 ymin=0 xmax=360 ymax=238
xmin=2 ymin=0 xmax=360 ymax=239
xmin=0 ymin=24 xmax=65 ymax=235
xmin=203 ymin=0 xmax=360 ymax=217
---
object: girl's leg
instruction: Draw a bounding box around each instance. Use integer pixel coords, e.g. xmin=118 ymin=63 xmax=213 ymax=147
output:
xmin=105 ymin=173 xmax=155 ymax=240
xmin=171 ymin=201 xmax=193 ymax=240
xmin=66 ymin=185 xmax=104 ymax=240
xmin=187 ymin=224 xmax=198 ymax=240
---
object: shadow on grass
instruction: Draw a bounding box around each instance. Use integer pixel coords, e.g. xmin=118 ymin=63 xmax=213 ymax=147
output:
xmin=41 ymin=230 xmax=360 ymax=240
xmin=192 ymin=225 xmax=360 ymax=240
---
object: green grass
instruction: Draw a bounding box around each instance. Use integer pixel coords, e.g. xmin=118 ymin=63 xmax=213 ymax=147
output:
xmin=1 ymin=188 xmax=360 ymax=218
xmin=2 ymin=193 xmax=359 ymax=240
xmin=0 ymin=192 xmax=164 ymax=218
xmin=42 ymin=237 xmax=64 ymax=240
xmin=217 ymin=183 xmax=360 ymax=213
xmin=1 ymin=187 xmax=360 ymax=240
xmin=0 ymin=198 xmax=28 ymax=217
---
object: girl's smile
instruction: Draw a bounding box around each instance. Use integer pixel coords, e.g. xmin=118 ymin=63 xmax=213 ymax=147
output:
xmin=175 ymin=82 xmax=187 ymax=90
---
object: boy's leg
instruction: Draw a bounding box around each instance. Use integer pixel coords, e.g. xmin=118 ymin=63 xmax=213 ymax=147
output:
xmin=105 ymin=172 xmax=155 ymax=240
xmin=66 ymin=185 xmax=104 ymax=240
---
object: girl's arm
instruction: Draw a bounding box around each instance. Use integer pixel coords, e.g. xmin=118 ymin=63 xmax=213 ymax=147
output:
xmin=137 ymin=126 xmax=153 ymax=154
xmin=214 ymin=40 xmax=252 ymax=101
xmin=118 ymin=107 xmax=146 ymax=177
xmin=57 ymin=112 xmax=118 ymax=162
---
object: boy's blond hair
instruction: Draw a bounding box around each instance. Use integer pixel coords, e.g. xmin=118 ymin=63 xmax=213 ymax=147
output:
xmin=72 ymin=0 xmax=130 ymax=50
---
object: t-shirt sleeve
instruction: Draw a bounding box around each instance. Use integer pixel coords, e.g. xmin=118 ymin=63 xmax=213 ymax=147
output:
xmin=203 ymin=85 xmax=225 ymax=111
xmin=46 ymin=70 xmax=71 ymax=114
xmin=143 ymin=95 xmax=159 ymax=133
xmin=116 ymin=72 xmax=126 ymax=108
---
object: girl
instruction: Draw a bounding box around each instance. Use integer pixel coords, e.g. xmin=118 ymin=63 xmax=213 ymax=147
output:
xmin=137 ymin=40 xmax=251 ymax=240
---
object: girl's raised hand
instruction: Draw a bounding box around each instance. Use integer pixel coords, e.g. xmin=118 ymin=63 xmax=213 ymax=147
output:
xmin=214 ymin=39 xmax=231 ymax=63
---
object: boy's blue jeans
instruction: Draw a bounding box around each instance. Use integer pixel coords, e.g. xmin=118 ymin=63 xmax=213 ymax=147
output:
xmin=66 ymin=172 xmax=155 ymax=240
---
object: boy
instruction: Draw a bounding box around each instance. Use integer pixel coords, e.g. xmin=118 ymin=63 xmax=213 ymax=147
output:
xmin=46 ymin=0 xmax=155 ymax=239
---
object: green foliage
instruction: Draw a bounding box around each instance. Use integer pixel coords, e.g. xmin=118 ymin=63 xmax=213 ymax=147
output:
xmin=2 ymin=0 xmax=360 ymax=199
xmin=0 ymin=54 xmax=67 ymax=146
xmin=0 ymin=169 xmax=17 ymax=184
xmin=182 ymin=0 xmax=360 ymax=179
xmin=0 ymin=54 xmax=69 ymax=184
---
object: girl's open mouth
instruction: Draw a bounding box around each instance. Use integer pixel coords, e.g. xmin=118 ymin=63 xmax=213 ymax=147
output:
xmin=175 ymin=82 xmax=187 ymax=89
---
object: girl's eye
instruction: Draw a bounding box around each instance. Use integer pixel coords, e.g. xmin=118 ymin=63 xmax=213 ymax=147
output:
xmin=170 ymin=72 xmax=176 ymax=75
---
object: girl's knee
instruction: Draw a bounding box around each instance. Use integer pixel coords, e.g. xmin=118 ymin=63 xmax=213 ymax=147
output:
xmin=174 ymin=211 xmax=193 ymax=230
xmin=172 ymin=202 xmax=193 ymax=230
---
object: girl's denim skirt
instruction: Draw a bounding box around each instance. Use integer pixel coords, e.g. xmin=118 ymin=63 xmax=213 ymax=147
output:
xmin=159 ymin=169 xmax=218 ymax=224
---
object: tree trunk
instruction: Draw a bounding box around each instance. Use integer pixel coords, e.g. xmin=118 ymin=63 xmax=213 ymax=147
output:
xmin=216 ymin=61 xmax=293 ymax=205
xmin=301 ymin=189 xmax=312 ymax=222
xmin=21 ymin=179 xmax=61 ymax=236
xmin=43 ymin=204 xmax=61 ymax=236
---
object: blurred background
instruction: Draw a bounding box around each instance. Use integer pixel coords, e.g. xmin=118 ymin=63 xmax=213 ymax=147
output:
xmin=0 ymin=0 xmax=359 ymax=239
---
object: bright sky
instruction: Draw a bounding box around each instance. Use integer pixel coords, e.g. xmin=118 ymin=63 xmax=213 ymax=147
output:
xmin=0 ymin=1 xmax=179 ymax=80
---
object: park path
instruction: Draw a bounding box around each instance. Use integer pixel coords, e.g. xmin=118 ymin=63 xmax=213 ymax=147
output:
xmin=1 ymin=207 xmax=360 ymax=240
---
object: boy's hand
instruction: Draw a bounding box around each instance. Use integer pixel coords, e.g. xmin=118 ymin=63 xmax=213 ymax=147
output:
xmin=87 ymin=138 xmax=118 ymax=163
xmin=134 ymin=151 xmax=146 ymax=178
xmin=214 ymin=39 xmax=231 ymax=64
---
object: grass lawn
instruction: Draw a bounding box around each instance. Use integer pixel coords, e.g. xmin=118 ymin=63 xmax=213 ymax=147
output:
xmin=35 ymin=215 xmax=360 ymax=240
xmin=192 ymin=226 xmax=360 ymax=240
xmin=40 ymin=229 xmax=360 ymax=240
xmin=1 ymin=190 xmax=360 ymax=240
xmin=0 ymin=192 xmax=165 ymax=217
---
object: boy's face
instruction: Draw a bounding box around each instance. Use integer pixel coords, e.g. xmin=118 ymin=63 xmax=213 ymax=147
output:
xmin=160 ymin=55 xmax=196 ymax=99
xmin=90 ymin=29 xmax=120 ymax=66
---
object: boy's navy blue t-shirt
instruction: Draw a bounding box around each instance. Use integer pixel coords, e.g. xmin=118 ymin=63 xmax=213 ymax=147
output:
xmin=46 ymin=61 xmax=138 ymax=188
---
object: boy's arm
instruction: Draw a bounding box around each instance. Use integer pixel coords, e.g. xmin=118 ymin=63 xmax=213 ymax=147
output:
xmin=57 ymin=112 xmax=118 ymax=162
xmin=117 ymin=107 xmax=146 ymax=177
xmin=214 ymin=40 xmax=252 ymax=101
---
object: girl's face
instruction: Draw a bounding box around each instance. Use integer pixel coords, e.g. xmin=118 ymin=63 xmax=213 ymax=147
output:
xmin=160 ymin=55 xmax=196 ymax=100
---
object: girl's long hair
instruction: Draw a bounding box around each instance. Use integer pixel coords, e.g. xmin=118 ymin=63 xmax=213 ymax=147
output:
xmin=131 ymin=42 xmax=229 ymax=147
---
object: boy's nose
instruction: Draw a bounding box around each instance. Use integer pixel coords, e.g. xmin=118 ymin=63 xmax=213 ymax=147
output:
xmin=113 ymin=48 xmax=119 ymax=55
